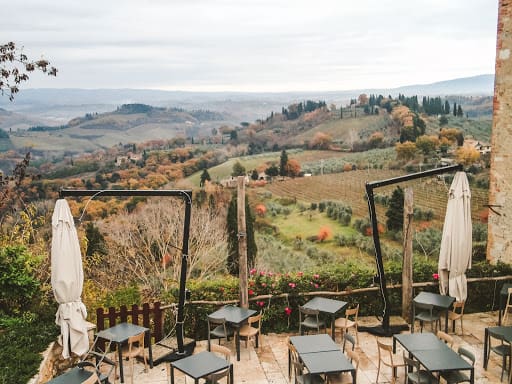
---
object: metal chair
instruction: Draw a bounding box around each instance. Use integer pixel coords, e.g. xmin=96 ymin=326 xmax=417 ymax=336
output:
xmin=299 ymin=306 xmax=326 ymax=335
xmin=207 ymin=316 xmax=234 ymax=350
xmin=376 ymin=338 xmax=405 ymax=384
xmin=342 ymin=332 xmax=356 ymax=353
xmin=503 ymin=288 xmax=512 ymax=326
xmin=334 ymin=304 xmax=359 ymax=344
xmin=403 ymin=352 xmax=436 ymax=384
xmin=414 ymin=302 xmax=441 ymax=333
xmin=326 ymin=350 xmax=359 ymax=384
xmin=487 ymin=328 xmax=511 ymax=381
xmin=448 ymin=301 xmax=466 ymax=334
xmin=440 ymin=346 xmax=475 ymax=384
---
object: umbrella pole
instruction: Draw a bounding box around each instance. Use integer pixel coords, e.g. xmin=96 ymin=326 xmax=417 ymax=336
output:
xmin=176 ymin=194 xmax=192 ymax=354
xmin=360 ymin=164 xmax=463 ymax=336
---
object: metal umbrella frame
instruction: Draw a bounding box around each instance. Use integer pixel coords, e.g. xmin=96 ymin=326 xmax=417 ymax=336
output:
xmin=363 ymin=164 xmax=463 ymax=336
xmin=59 ymin=189 xmax=194 ymax=358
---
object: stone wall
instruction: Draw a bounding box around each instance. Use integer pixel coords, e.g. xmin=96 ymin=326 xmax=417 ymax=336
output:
xmin=488 ymin=0 xmax=512 ymax=263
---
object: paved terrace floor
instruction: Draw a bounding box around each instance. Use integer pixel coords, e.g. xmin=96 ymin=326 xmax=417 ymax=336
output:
xmin=103 ymin=311 xmax=505 ymax=384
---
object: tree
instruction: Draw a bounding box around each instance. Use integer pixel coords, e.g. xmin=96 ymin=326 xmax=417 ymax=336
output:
xmin=415 ymin=135 xmax=439 ymax=155
xmin=310 ymin=132 xmax=333 ymax=149
xmin=231 ymin=161 xmax=246 ymax=177
xmin=279 ymin=150 xmax=288 ymax=176
xmin=1 ymin=42 xmax=57 ymax=101
xmin=457 ymin=105 xmax=463 ymax=117
xmin=251 ymin=169 xmax=259 ymax=180
xmin=200 ymin=168 xmax=211 ymax=187
xmin=456 ymin=147 xmax=480 ymax=165
xmin=226 ymin=193 xmax=257 ymax=275
xmin=265 ymin=164 xmax=279 ymax=178
xmin=285 ymin=159 xmax=301 ymax=177
xmin=395 ymin=141 xmax=417 ymax=161
xmin=386 ymin=186 xmax=404 ymax=232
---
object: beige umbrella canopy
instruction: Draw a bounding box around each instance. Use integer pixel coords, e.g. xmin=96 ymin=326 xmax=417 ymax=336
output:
xmin=438 ymin=171 xmax=472 ymax=302
xmin=51 ymin=199 xmax=89 ymax=358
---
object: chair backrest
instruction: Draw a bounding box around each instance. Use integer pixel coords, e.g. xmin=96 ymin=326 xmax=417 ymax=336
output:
xmin=452 ymin=301 xmax=465 ymax=315
xmin=299 ymin=306 xmax=319 ymax=316
xmin=208 ymin=316 xmax=227 ymax=333
xmin=288 ymin=341 xmax=304 ymax=379
xmin=248 ymin=312 xmax=262 ymax=330
xmin=489 ymin=328 xmax=505 ymax=342
xmin=376 ymin=338 xmax=394 ymax=367
xmin=403 ymin=352 xmax=421 ymax=373
xmin=437 ymin=330 xmax=454 ymax=348
xmin=210 ymin=343 xmax=231 ymax=362
xmin=81 ymin=371 xmax=102 ymax=384
xmin=345 ymin=304 xmax=359 ymax=321
xmin=458 ymin=346 xmax=475 ymax=366
xmin=343 ymin=332 xmax=356 ymax=352
xmin=127 ymin=331 xmax=145 ymax=357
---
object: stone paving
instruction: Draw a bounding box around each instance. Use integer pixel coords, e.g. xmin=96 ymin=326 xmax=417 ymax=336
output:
xmin=98 ymin=311 xmax=507 ymax=383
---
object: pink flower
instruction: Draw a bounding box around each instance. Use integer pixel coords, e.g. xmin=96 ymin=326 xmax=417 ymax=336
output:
xmin=248 ymin=289 xmax=255 ymax=296
xmin=284 ymin=307 xmax=292 ymax=316
xmin=250 ymin=268 xmax=257 ymax=275
xmin=288 ymin=282 xmax=296 ymax=288
xmin=313 ymin=274 xmax=320 ymax=279
xmin=257 ymin=301 xmax=265 ymax=307
xmin=432 ymin=273 xmax=439 ymax=280
xmin=297 ymin=271 xmax=303 ymax=277
xmin=260 ymin=271 xmax=266 ymax=276
xmin=268 ymin=272 xmax=273 ymax=277
xmin=261 ymin=282 xmax=267 ymax=287
xmin=314 ymin=283 xmax=319 ymax=288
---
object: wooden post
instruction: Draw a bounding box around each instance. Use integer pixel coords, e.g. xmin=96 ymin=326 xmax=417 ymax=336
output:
xmin=402 ymin=187 xmax=414 ymax=322
xmin=237 ymin=176 xmax=248 ymax=308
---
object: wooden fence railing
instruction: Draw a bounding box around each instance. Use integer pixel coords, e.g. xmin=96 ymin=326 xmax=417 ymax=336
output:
xmin=96 ymin=302 xmax=164 ymax=343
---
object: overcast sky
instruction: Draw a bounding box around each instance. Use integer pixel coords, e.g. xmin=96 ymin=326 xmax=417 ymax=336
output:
xmin=2 ymin=0 xmax=499 ymax=92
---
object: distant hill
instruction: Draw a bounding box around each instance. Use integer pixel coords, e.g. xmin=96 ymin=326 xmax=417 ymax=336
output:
xmin=0 ymin=74 xmax=494 ymax=124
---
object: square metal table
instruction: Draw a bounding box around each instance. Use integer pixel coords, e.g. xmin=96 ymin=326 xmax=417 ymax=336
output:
xmin=96 ymin=322 xmax=153 ymax=383
xmin=208 ymin=305 xmax=256 ymax=361
xmin=289 ymin=333 xmax=341 ymax=379
xmin=302 ymin=297 xmax=348 ymax=339
xmin=300 ymin=349 xmax=356 ymax=383
xmin=170 ymin=350 xmax=233 ymax=384
xmin=498 ymin=283 xmax=512 ymax=325
xmin=413 ymin=348 xmax=474 ymax=384
xmin=412 ymin=291 xmax=455 ymax=333
xmin=393 ymin=332 xmax=447 ymax=353
xmin=394 ymin=332 xmax=473 ymax=384
xmin=46 ymin=367 xmax=93 ymax=384
xmin=483 ymin=326 xmax=512 ymax=369
xmin=290 ymin=333 xmax=340 ymax=354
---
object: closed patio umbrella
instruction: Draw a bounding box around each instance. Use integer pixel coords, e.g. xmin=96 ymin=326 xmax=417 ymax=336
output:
xmin=438 ymin=171 xmax=472 ymax=302
xmin=51 ymin=199 xmax=89 ymax=358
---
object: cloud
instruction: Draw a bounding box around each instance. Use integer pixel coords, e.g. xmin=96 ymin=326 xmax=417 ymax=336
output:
xmin=2 ymin=0 xmax=499 ymax=91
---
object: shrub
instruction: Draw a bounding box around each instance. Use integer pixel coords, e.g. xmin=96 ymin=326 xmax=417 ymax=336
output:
xmin=0 ymin=246 xmax=41 ymax=316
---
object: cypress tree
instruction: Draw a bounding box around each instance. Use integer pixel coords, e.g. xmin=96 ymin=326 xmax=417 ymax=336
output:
xmin=385 ymin=186 xmax=404 ymax=232
xmin=226 ymin=193 xmax=257 ymax=275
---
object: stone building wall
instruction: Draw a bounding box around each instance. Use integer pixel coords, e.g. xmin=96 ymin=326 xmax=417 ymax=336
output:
xmin=488 ymin=0 xmax=512 ymax=263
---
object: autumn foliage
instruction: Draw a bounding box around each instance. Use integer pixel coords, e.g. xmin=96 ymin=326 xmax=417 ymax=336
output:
xmin=317 ymin=226 xmax=332 ymax=241
xmin=255 ymin=204 xmax=267 ymax=217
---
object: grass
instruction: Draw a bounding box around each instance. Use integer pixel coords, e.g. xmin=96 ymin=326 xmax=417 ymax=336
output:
xmin=271 ymin=208 xmax=358 ymax=241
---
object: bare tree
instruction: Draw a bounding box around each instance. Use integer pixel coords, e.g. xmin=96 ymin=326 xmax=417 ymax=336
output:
xmin=99 ymin=199 xmax=227 ymax=294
